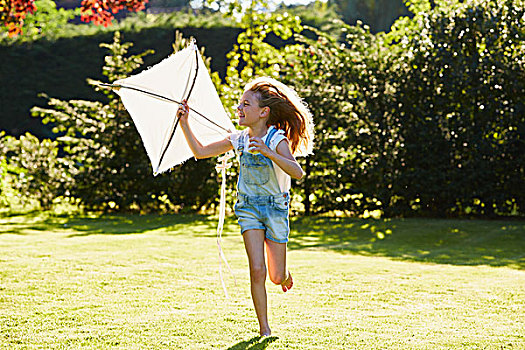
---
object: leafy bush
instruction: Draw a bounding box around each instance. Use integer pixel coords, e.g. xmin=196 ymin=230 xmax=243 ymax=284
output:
xmin=278 ymin=30 xmax=357 ymax=216
xmin=0 ymin=132 xmax=76 ymax=210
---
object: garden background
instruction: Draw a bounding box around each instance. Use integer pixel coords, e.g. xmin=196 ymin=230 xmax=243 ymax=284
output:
xmin=1 ymin=0 xmax=522 ymax=218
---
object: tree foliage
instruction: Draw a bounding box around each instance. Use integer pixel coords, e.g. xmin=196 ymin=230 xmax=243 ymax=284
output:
xmin=1 ymin=0 xmax=148 ymax=36
xmin=2 ymin=0 xmax=80 ymax=41
xmin=79 ymin=0 xmax=148 ymax=26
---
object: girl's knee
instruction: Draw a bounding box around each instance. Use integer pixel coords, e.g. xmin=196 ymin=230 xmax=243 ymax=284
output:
xmin=250 ymin=264 xmax=267 ymax=284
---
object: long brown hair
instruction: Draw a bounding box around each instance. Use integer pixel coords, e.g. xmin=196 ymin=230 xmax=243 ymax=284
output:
xmin=245 ymin=77 xmax=314 ymax=157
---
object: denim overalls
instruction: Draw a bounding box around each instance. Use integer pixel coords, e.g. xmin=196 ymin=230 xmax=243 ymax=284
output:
xmin=234 ymin=127 xmax=290 ymax=243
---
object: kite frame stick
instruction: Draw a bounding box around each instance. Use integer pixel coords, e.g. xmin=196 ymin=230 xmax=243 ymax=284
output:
xmin=155 ymin=47 xmax=200 ymax=174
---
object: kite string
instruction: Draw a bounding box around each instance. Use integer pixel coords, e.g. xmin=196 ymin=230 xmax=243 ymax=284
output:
xmin=215 ymin=150 xmax=237 ymax=298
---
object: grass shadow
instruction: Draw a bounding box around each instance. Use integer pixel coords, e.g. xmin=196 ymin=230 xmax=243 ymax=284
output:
xmin=227 ymin=336 xmax=278 ymax=350
xmin=0 ymin=212 xmax=219 ymax=237
xmin=63 ymin=214 xmax=216 ymax=237
xmin=2 ymin=212 xmax=523 ymax=269
xmin=0 ymin=209 xmax=43 ymax=218
xmin=289 ymin=217 xmax=525 ymax=269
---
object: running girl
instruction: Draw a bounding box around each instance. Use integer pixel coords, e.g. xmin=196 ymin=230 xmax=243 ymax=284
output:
xmin=177 ymin=76 xmax=314 ymax=336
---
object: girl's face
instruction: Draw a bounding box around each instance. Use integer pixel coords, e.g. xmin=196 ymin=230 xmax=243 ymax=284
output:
xmin=237 ymin=91 xmax=267 ymax=127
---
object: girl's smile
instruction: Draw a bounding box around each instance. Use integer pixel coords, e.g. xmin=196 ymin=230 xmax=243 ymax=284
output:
xmin=237 ymin=91 xmax=265 ymax=127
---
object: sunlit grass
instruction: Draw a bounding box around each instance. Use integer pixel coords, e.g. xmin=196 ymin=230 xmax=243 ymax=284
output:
xmin=1 ymin=213 xmax=523 ymax=349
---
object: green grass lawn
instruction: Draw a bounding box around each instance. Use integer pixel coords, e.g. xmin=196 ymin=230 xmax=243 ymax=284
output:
xmin=1 ymin=212 xmax=524 ymax=349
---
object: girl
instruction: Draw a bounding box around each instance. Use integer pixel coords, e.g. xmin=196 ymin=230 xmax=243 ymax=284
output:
xmin=177 ymin=76 xmax=314 ymax=336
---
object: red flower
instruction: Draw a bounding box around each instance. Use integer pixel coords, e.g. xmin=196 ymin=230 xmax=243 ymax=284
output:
xmin=1 ymin=0 xmax=148 ymax=34
xmin=1 ymin=0 xmax=37 ymax=36
xmin=80 ymin=0 xmax=147 ymax=27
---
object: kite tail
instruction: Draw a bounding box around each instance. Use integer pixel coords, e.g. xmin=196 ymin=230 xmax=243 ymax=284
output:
xmin=215 ymin=151 xmax=237 ymax=298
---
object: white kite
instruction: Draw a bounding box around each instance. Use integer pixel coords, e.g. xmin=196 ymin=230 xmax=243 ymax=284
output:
xmin=101 ymin=40 xmax=237 ymax=296
xmin=103 ymin=39 xmax=235 ymax=174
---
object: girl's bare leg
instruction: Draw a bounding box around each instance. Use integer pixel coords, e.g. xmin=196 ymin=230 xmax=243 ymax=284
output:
xmin=266 ymin=239 xmax=293 ymax=292
xmin=243 ymin=229 xmax=271 ymax=336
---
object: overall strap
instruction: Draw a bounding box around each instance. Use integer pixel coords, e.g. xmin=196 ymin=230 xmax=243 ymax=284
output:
xmin=265 ymin=127 xmax=279 ymax=148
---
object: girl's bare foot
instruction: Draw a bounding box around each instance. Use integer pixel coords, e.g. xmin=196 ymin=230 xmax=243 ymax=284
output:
xmin=281 ymin=271 xmax=293 ymax=292
xmin=260 ymin=327 xmax=271 ymax=336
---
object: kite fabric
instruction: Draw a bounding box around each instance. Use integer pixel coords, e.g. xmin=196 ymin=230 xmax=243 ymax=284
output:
xmin=114 ymin=41 xmax=235 ymax=175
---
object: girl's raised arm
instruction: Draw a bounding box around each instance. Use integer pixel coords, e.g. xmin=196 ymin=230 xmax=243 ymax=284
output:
xmin=178 ymin=100 xmax=233 ymax=159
